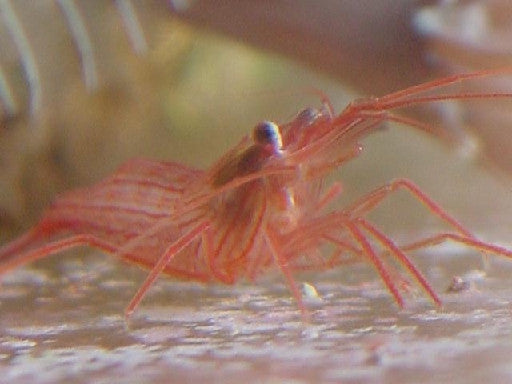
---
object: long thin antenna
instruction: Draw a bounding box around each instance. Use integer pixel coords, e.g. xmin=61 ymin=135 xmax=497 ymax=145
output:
xmin=0 ymin=0 xmax=41 ymax=115
xmin=57 ymin=0 xmax=98 ymax=91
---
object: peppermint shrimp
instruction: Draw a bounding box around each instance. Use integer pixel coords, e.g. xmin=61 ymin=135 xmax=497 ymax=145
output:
xmin=2 ymin=69 xmax=512 ymax=318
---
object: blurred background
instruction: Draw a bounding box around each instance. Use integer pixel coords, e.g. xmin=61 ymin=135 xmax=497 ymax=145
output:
xmin=1 ymin=0 xmax=512 ymax=242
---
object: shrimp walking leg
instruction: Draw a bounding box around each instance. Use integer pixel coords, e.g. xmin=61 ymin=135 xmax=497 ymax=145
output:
xmin=315 ymin=182 xmax=343 ymax=211
xmin=398 ymin=233 xmax=512 ymax=260
xmin=125 ymin=221 xmax=210 ymax=317
xmin=265 ymin=229 xmax=308 ymax=318
xmin=0 ymin=228 xmax=43 ymax=260
xmin=345 ymin=221 xmax=405 ymax=308
xmin=202 ymin=228 xmax=235 ymax=284
xmin=358 ymin=218 xmax=442 ymax=306
xmin=347 ymin=178 xmax=492 ymax=266
xmin=347 ymin=178 xmax=473 ymax=238
xmin=0 ymin=234 xmax=118 ymax=274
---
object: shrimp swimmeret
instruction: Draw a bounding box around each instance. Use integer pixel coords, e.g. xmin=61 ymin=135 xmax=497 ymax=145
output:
xmin=1 ymin=69 xmax=512 ymax=317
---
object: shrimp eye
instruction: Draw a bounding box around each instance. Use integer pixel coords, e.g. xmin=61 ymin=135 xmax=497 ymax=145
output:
xmin=253 ymin=121 xmax=282 ymax=150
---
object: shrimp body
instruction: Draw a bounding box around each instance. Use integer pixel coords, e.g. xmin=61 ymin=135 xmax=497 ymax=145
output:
xmin=0 ymin=160 xmax=206 ymax=277
xmin=2 ymin=69 xmax=512 ymax=316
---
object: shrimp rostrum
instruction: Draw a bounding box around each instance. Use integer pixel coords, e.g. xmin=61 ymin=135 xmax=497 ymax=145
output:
xmin=1 ymin=69 xmax=512 ymax=317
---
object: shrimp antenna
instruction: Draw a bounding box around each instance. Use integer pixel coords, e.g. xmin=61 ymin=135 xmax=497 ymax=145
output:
xmin=378 ymin=68 xmax=512 ymax=102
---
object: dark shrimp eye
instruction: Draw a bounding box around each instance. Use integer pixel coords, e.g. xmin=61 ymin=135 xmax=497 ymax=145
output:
xmin=253 ymin=121 xmax=282 ymax=150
